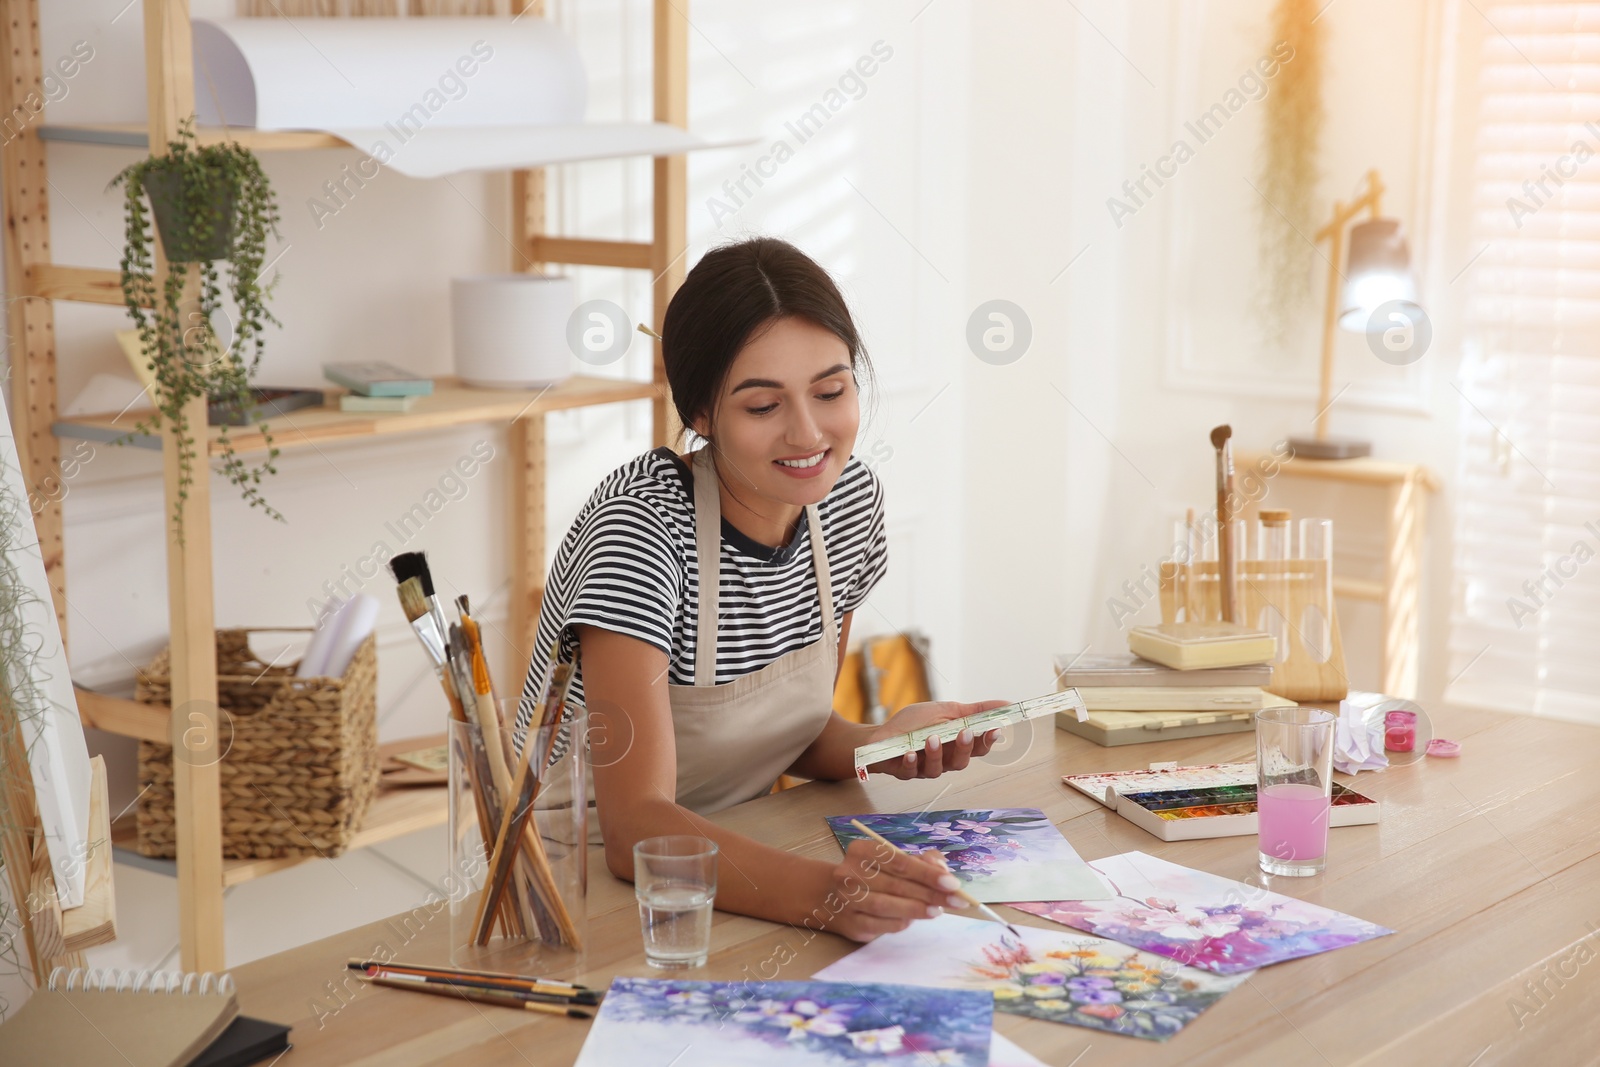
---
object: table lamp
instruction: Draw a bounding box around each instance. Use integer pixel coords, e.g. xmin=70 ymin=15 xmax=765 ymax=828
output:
xmin=1286 ymin=168 xmax=1422 ymax=460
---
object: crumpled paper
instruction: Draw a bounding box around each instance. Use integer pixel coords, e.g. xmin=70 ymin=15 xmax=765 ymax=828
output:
xmin=1333 ymin=696 xmax=1389 ymax=774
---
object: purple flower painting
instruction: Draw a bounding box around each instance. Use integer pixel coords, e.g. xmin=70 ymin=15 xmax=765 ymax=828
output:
xmin=572 ymin=977 xmax=994 ymax=1067
xmin=1011 ymin=851 xmax=1394 ymax=974
xmin=826 ymin=808 xmax=1111 ymax=902
xmin=813 ymin=913 xmax=1247 ymax=1043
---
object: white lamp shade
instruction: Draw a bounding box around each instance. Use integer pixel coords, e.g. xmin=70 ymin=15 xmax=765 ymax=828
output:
xmin=1337 ymin=218 xmax=1420 ymax=332
xmin=451 ymin=274 xmax=576 ymax=388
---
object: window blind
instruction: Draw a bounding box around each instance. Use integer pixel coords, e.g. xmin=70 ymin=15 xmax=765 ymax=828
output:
xmin=1447 ymin=1 xmax=1600 ymax=724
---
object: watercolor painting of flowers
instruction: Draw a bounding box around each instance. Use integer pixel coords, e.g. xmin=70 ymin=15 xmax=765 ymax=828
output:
xmin=572 ymin=977 xmax=994 ymax=1067
xmin=813 ymin=913 xmax=1247 ymax=1043
xmin=1011 ymin=851 xmax=1394 ymax=974
xmin=826 ymin=808 xmax=1112 ymax=902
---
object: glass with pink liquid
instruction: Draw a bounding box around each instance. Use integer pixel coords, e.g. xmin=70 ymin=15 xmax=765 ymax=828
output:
xmin=1256 ymin=706 xmax=1336 ymax=877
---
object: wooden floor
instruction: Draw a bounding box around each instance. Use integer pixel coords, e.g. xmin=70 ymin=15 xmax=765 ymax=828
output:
xmin=230 ymin=703 xmax=1600 ymax=1066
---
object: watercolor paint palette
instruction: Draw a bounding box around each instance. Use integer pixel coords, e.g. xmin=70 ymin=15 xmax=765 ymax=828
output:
xmin=813 ymin=913 xmax=1249 ymax=1043
xmin=572 ymin=977 xmax=995 ymax=1066
xmin=826 ymin=807 xmax=1112 ymax=902
xmin=1062 ymin=762 xmax=1379 ymax=841
xmin=1012 ymin=851 xmax=1394 ymax=974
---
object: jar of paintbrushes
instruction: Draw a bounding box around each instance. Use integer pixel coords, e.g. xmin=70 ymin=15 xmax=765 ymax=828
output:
xmin=446 ymin=694 xmax=588 ymax=971
xmin=386 ymin=550 xmax=588 ymax=971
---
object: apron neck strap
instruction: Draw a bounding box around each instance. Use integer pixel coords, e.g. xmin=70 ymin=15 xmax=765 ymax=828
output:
xmin=691 ymin=447 xmax=836 ymax=686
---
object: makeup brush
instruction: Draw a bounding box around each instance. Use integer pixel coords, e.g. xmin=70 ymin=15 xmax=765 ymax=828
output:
xmin=848 ymin=819 xmax=1021 ymax=938
xmin=1209 ymin=425 xmax=1237 ymax=623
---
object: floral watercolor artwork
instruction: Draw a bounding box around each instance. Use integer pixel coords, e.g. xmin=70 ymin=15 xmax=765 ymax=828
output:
xmin=571 ymin=977 xmax=995 ymax=1067
xmin=826 ymin=808 xmax=1112 ymax=902
xmin=1011 ymin=851 xmax=1394 ymax=974
xmin=813 ymin=913 xmax=1247 ymax=1043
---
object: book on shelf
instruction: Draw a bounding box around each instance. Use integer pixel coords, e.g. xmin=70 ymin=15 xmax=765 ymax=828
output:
xmin=1126 ymin=622 xmax=1276 ymax=671
xmin=322 ymin=361 xmax=434 ymax=397
xmin=339 ymin=392 xmax=421 ymax=413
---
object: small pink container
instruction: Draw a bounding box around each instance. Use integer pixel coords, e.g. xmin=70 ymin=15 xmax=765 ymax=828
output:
xmin=1384 ymin=710 xmax=1417 ymax=752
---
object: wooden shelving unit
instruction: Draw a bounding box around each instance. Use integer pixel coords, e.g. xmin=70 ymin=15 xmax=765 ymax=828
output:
xmin=1 ymin=0 xmax=691 ymax=971
xmin=53 ymin=376 xmax=663 ymax=455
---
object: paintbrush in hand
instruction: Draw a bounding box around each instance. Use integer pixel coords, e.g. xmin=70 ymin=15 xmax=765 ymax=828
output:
xmin=848 ymin=818 xmax=1021 ymax=938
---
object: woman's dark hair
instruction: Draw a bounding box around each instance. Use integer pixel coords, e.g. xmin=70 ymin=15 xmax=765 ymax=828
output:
xmin=660 ymin=237 xmax=875 ymax=441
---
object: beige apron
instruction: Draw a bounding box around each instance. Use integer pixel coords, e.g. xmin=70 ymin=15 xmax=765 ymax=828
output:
xmin=563 ymin=447 xmax=839 ymax=845
xmin=667 ymin=447 xmax=840 ymax=813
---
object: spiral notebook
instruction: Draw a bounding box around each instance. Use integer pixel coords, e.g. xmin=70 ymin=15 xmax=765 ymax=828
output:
xmin=0 ymin=966 xmax=287 ymax=1067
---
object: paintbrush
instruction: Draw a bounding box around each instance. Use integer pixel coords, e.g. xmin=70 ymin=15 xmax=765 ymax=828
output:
xmin=848 ymin=819 xmax=1021 ymax=938
xmin=391 ymin=551 xmax=452 ymax=659
xmin=360 ymin=973 xmax=593 ymax=1018
xmin=1210 ymin=425 xmax=1237 ymax=623
xmin=1183 ymin=506 xmax=1199 ymax=622
xmin=395 ymin=575 xmax=463 ymax=719
xmin=455 ymin=599 xmax=514 ymax=798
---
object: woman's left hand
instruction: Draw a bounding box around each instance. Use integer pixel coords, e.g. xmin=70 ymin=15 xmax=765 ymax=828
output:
xmin=865 ymin=699 xmax=1010 ymax=780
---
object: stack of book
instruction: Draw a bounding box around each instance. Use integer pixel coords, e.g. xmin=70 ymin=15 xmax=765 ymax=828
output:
xmin=324 ymin=361 xmax=434 ymax=413
xmin=1054 ymin=623 xmax=1286 ymax=747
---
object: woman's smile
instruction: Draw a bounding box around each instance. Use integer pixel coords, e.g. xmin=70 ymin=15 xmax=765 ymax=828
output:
xmin=773 ymin=447 xmax=832 ymax=478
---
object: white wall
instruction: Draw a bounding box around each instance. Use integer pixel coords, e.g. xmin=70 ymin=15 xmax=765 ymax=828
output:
xmin=1020 ymin=0 xmax=1473 ymax=712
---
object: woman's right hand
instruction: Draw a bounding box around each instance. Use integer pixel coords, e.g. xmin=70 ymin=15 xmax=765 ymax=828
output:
xmin=822 ymin=838 xmax=968 ymax=942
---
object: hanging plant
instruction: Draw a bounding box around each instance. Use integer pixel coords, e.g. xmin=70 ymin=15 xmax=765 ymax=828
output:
xmin=109 ymin=116 xmax=285 ymax=540
xmin=1255 ymin=0 xmax=1325 ymax=350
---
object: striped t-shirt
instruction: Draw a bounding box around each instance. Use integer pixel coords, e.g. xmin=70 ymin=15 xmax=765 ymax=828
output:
xmin=513 ymin=446 xmax=888 ymax=737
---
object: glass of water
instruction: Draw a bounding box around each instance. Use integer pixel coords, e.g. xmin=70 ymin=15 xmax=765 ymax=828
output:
xmin=633 ymin=835 xmax=718 ymax=969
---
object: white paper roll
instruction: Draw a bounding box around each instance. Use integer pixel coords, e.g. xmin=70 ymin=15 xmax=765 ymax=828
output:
xmin=192 ymin=18 xmax=586 ymax=130
xmin=186 ymin=17 xmax=751 ymax=178
xmin=451 ymin=274 xmax=577 ymax=388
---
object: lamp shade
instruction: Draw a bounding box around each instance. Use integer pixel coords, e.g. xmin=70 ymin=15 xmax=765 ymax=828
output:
xmin=1337 ymin=218 xmax=1420 ymax=332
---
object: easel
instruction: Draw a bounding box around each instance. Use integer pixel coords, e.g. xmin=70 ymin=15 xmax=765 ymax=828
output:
xmin=1158 ymin=554 xmax=1350 ymax=703
xmin=0 ymin=700 xmax=117 ymax=984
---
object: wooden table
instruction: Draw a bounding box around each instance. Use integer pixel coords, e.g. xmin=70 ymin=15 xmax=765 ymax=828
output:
xmin=232 ymin=705 xmax=1600 ymax=1066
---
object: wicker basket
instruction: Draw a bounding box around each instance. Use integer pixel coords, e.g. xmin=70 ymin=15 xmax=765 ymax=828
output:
xmin=134 ymin=627 xmax=380 ymax=861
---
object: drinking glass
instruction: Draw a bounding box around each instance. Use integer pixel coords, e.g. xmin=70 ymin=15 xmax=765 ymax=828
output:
xmin=1256 ymin=706 xmax=1336 ymax=877
xmin=633 ymin=836 xmax=718 ymax=969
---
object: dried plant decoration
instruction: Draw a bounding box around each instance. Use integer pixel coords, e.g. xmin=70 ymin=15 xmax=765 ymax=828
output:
xmin=1255 ymin=0 xmax=1325 ymax=352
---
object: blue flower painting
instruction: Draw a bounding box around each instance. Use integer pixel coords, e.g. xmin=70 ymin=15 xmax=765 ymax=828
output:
xmin=573 ymin=977 xmax=994 ymax=1067
xmin=827 ymin=808 xmax=1111 ymax=902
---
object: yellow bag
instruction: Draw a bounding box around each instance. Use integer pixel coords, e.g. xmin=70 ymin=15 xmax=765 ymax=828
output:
xmin=777 ymin=631 xmax=934 ymax=791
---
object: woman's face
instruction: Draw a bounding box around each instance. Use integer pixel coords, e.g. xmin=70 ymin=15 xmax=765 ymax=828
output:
xmin=695 ymin=316 xmax=861 ymax=508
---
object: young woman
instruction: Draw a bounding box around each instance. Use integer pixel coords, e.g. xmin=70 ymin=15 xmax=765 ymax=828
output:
xmin=514 ymin=237 xmax=1008 ymax=942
